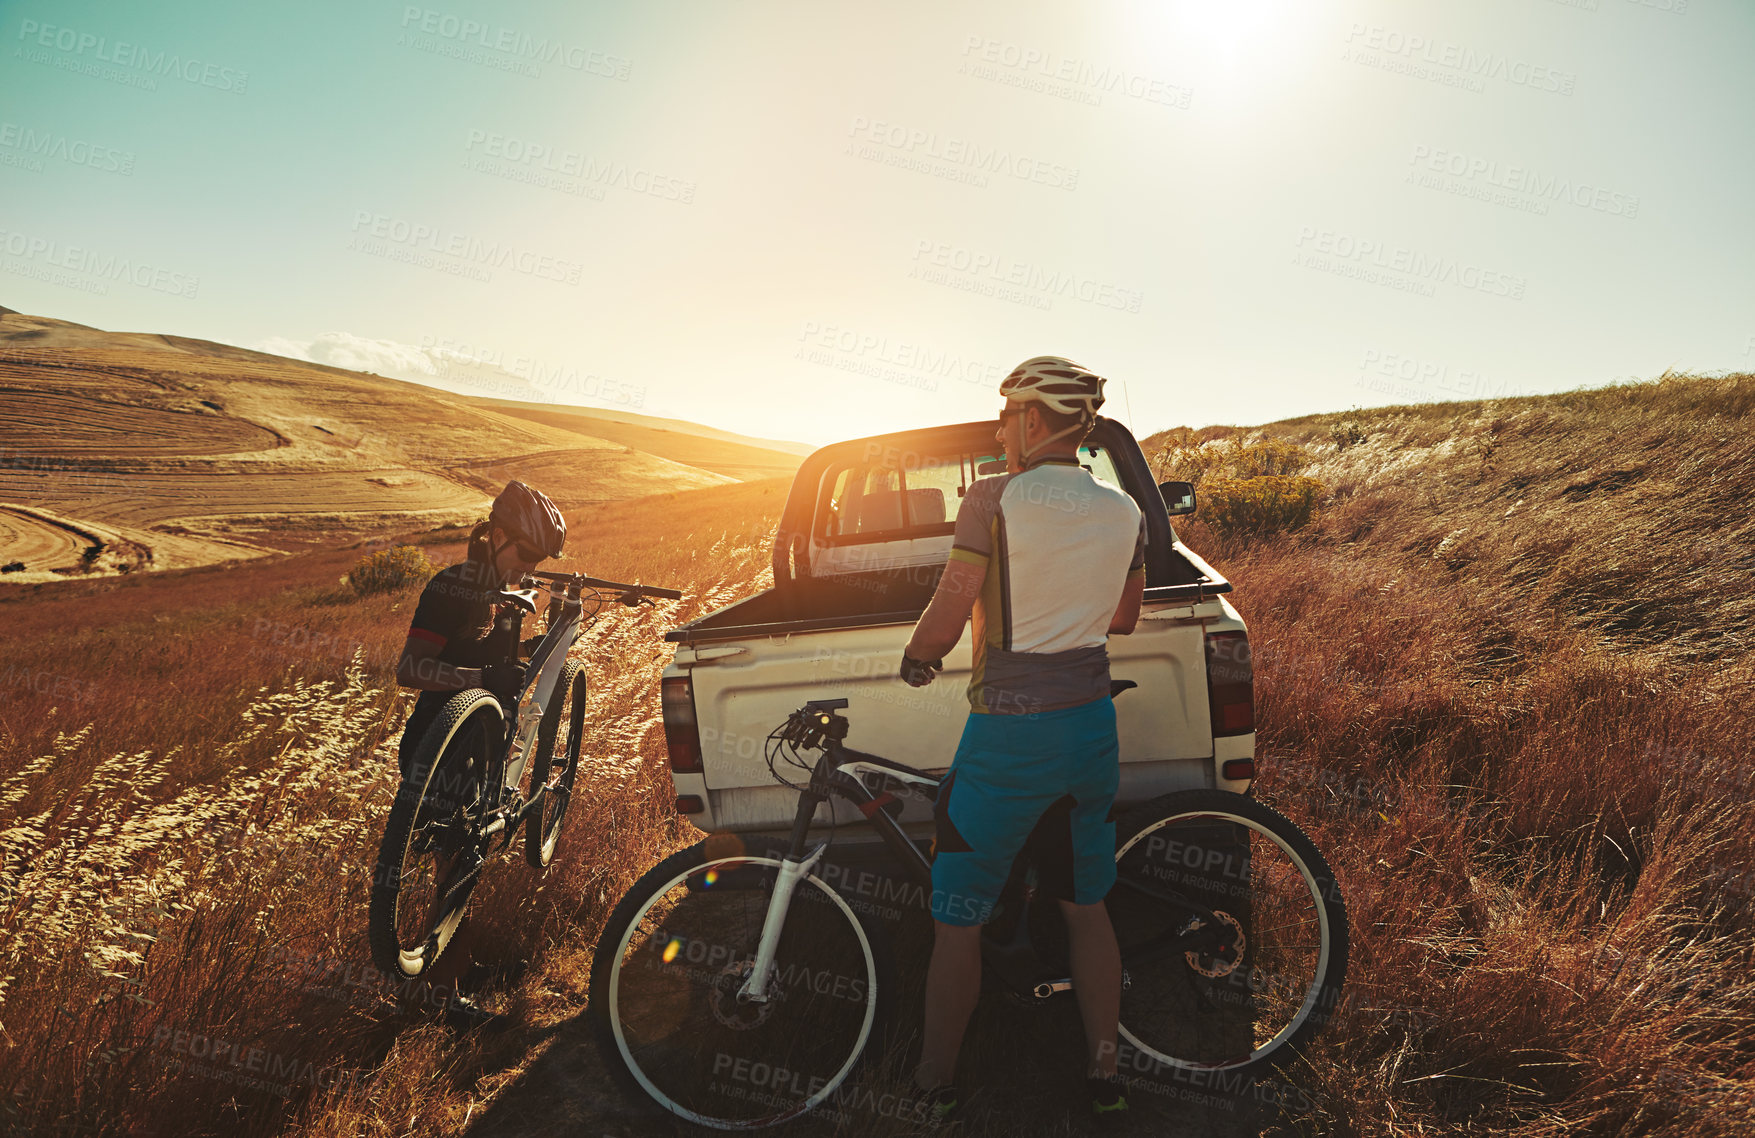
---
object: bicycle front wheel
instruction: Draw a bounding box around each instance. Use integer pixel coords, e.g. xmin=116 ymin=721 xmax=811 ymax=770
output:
xmin=368 ymin=690 xmax=499 ymax=981
xmin=589 ymin=836 xmax=889 ymax=1130
xmin=1109 ymin=788 xmax=1348 ymax=1081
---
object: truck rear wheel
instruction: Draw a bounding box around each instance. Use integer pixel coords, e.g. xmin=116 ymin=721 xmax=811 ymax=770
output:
xmin=1108 ymin=789 xmax=1349 ymax=1083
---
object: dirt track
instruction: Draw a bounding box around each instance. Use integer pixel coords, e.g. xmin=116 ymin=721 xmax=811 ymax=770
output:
xmin=456 ymin=912 xmax=1274 ymax=1138
xmin=0 ymin=504 xmax=90 ymax=570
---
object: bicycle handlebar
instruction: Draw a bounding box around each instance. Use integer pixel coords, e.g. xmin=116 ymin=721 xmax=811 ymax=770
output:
xmin=526 ymin=569 xmax=682 ymax=600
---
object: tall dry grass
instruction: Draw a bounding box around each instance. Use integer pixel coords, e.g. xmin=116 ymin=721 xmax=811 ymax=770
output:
xmin=0 ymin=477 xmax=786 ymax=1137
xmin=1146 ymin=372 xmax=1755 ymax=1135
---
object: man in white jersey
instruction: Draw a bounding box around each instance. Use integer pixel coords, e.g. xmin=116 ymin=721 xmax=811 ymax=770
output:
xmin=898 ymin=357 xmax=1146 ymax=1127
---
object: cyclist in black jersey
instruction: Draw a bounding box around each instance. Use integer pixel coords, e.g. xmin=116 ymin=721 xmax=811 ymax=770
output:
xmin=390 ymin=480 xmax=565 ymax=1030
xmin=394 ymin=480 xmax=568 ymax=776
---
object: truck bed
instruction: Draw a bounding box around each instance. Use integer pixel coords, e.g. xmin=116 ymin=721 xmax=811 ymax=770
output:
xmin=665 ymin=548 xmax=1226 ymax=646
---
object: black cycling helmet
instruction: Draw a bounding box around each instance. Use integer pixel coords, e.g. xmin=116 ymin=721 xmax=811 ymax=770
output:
xmin=489 ymin=480 xmax=566 ymax=558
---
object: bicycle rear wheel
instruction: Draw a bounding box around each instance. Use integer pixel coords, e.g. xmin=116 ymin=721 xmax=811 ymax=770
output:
xmin=589 ymin=836 xmax=890 ymax=1129
xmin=1108 ymin=789 xmax=1348 ymax=1082
xmin=525 ymin=661 xmax=585 ymax=868
xmin=368 ymin=690 xmax=499 ymax=981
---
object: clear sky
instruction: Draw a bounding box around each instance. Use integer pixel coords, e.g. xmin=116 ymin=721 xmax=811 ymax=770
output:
xmin=3 ymin=0 xmax=1750 ymax=446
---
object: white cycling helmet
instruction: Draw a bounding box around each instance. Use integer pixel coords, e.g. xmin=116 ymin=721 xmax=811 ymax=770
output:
xmin=999 ymin=356 xmax=1107 ymax=419
xmin=999 ymin=356 xmax=1106 ymax=464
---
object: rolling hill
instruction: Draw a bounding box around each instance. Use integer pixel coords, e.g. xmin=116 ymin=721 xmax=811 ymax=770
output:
xmin=0 ymin=310 xmax=807 ymax=582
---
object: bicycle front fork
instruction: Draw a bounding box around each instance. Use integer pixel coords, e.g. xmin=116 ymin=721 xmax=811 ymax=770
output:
xmin=736 ymin=788 xmax=831 ymax=1003
xmin=736 ymin=840 xmax=829 ymax=1003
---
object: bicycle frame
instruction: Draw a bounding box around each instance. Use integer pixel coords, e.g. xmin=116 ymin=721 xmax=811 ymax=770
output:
xmin=478 ymin=570 xmax=683 ymax=836
xmin=735 ymin=702 xmax=1241 ymax=1005
xmin=497 ymin=578 xmax=584 ymax=798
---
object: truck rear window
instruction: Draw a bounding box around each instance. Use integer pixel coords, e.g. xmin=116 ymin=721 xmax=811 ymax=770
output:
xmin=817 ymin=445 xmax=1124 ymax=545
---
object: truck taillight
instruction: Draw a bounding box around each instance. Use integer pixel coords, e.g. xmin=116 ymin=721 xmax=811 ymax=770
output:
xmin=661 ymin=675 xmax=703 ymax=773
xmin=1204 ymin=630 xmax=1254 ymax=737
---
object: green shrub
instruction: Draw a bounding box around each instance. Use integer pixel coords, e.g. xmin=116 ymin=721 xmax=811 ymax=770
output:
xmin=1202 ymin=475 xmax=1326 ymax=537
xmin=346 ymin=545 xmax=436 ymax=597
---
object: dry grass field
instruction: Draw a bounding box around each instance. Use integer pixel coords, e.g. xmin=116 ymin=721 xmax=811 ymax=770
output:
xmin=0 ymin=370 xmax=1751 ymax=1137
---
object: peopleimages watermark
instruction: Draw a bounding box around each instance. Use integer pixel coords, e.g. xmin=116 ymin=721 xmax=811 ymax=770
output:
xmin=845 ymin=116 xmax=1078 ymax=191
xmin=15 ymin=19 xmax=248 ymax=93
xmin=909 ymin=240 xmax=1145 ymax=314
xmin=708 ymin=1052 xmax=933 ymax=1126
xmin=0 ymin=228 xmax=200 ymax=299
xmin=419 ymin=335 xmax=648 ymax=408
xmin=249 ymin=617 xmax=371 ymax=670
xmin=0 ymin=662 xmax=102 ymax=706
xmin=462 ymin=129 xmax=696 ymax=204
xmin=793 ymin=321 xmax=1009 ymax=394
xmin=397 ymin=7 xmax=629 ymax=79
xmin=1293 ymin=226 xmax=1526 ymax=301
xmin=0 ymin=449 xmax=132 ymax=495
xmin=958 ymin=36 xmax=1192 ymax=109
xmin=1407 ymin=145 xmax=1639 ymax=219
xmin=140 ymin=1022 xmax=365 ymax=1098
xmin=1341 ymin=23 xmax=1576 ymax=96
xmin=0 ymin=123 xmax=134 ymax=175
xmin=346 ymin=211 xmax=583 ymax=285
xmin=1356 ymin=347 xmax=1535 ymax=402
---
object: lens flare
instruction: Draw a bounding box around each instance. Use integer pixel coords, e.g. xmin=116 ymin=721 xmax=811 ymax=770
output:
xmin=661 ymin=937 xmax=682 ymax=964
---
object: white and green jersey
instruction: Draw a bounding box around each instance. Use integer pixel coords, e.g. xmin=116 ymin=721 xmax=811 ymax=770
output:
xmin=947 ymin=455 xmax=1146 ymax=715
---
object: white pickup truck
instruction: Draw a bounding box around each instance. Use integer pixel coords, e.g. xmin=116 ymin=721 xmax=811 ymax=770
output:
xmin=658 ymin=416 xmax=1254 ymax=849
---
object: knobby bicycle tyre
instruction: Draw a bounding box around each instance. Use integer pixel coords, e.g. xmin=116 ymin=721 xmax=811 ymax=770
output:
xmin=526 ymin=661 xmax=586 ymax=869
xmin=589 ymin=835 xmax=893 ymax=1130
xmin=368 ymin=689 xmax=501 ymax=981
xmin=1108 ymin=788 xmax=1348 ymax=1083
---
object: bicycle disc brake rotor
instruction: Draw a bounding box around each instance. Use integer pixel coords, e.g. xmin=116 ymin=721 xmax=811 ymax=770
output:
xmin=1183 ymin=910 xmax=1246 ymax=978
xmin=707 ymin=961 xmax=779 ymax=1031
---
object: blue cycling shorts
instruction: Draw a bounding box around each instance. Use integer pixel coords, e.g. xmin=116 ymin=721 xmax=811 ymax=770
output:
xmin=929 ymin=696 xmax=1120 ymax=927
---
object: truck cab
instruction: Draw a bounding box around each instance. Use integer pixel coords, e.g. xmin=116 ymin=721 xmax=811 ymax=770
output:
xmin=658 ymin=416 xmax=1254 ymax=847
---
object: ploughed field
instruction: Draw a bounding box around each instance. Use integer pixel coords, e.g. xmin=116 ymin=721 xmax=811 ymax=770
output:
xmin=0 ymin=312 xmax=801 ymax=581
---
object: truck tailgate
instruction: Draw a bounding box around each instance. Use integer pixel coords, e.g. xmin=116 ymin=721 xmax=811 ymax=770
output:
xmin=686 ymin=598 xmax=1219 ymax=793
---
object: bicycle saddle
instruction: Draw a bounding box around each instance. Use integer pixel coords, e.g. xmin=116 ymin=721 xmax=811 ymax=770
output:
xmin=1110 ymin=679 xmax=1137 ymax=697
xmin=494 ymin=587 xmax=540 ymax=614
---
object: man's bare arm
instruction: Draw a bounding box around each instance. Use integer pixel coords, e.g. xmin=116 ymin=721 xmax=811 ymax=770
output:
xmin=1108 ymin=573 xmax=1146 ymax=636
xmin=904 ymin=558 xmax=986 ymax=661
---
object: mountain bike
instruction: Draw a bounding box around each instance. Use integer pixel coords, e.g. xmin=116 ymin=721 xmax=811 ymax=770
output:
xmin=589 ymin=691 xmax=1349 ymax=1129
xmin=369 ymin=569 xmax=682 ymax=982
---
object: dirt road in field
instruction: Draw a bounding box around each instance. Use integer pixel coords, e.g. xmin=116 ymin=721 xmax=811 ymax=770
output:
xmin=459 ymin=909 xmax=1274 ymax=1138
xmin=0 ymin=504 xmax=90 ymax=568
xmin=461 ymin=1006 xmax=1272 ymax=1138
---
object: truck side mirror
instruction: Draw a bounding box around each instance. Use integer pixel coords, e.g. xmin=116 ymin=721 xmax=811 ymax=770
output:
xmin=1158 ymin=480 xmax=1196 ymax=516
